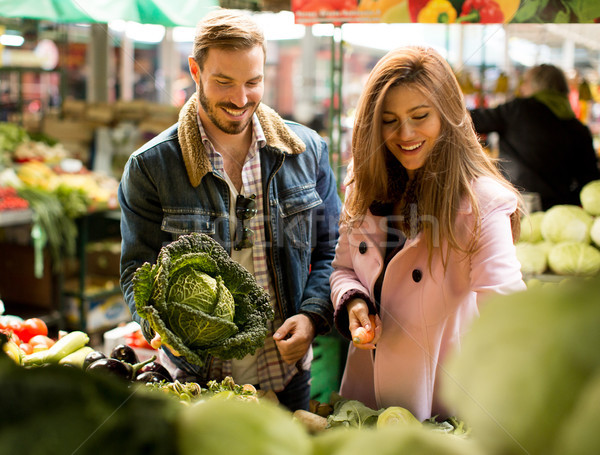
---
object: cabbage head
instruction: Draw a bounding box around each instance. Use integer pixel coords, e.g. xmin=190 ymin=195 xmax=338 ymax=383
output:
xmin=515 ymin=242 xmax=548 ymax=275
xmin=133 ymin=233 xmax=273 ymax=366
xmin=591 ymin=217 xmax=600 ymax=247
xmin=580 ymin=180 xmax=600 ymax=216
xmin=519 ymin=211 xmax=545 ymax=243
xmin=540 ymin=204 xmax=593 ymax=243
xmin=441 ymin=277 xmax=600 ymax=455
xmin=547 ymin=241 xmax=600 ymax=276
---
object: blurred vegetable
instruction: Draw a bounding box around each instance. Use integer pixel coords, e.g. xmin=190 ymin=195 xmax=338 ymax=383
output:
xmin=541 ymin=204 xmax=593 ymax=244
xmin=377 ymin=406 xmax=421 ymax=428
xmin=327 ymin=399 xmax=382 ymax=429
xmin=580 ymin=180 xmax=600 ymax=216
xmin=516 ymin=242 xmax=548 ymax=275
xmin=519 ymin=211 xmax=545 ymax=243
xmin=441 ymin=277 xmax=600 ymax=454
xmin=22 ymin=331 xmax=89 ymax=367
xmin=547 ymin=241 xmax=600 ymax=276
xmin=591 ymin=217 xmax=600 ymax=247
xmin=0 ymin=343 xmax=178 ymax=455
xmin=315 ymin=425 xmax=484 ymax=455
xmin=177 ymin=398 xmax=312 ymax=455
xmin=457 ymin=0 xmax=504 ymax=23
xmin=133 ymin=233 xmax=273 ymax=367
xmin=417 ymin=0 xmax=457 ymax=22
xmin=58 ymin=346 xmax=94 ymax=368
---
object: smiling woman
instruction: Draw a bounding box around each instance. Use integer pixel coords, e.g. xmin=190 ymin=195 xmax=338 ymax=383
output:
xmin=329 ymin=45 xmax=526 ymax=421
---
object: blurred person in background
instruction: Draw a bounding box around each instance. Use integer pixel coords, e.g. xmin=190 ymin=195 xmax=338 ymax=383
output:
xmin=329 ymin=46 xmax=525 ymax=421
xmin=118 ymin=9 xmax=341 ymax=411
xmin=470 ymin=63 xmax=600 ymax=210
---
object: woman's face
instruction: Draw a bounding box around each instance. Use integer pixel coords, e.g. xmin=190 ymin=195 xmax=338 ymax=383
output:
xmin=381 ymin=85 xmax=441 ymax=177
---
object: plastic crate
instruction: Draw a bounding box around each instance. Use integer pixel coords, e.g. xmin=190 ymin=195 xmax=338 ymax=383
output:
xmin=310 ymin=332 xmax=347 ymax=403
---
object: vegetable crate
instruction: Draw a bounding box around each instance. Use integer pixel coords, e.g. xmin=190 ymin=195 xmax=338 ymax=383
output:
xmin=310 ymin=332 xmax=347 ymax=403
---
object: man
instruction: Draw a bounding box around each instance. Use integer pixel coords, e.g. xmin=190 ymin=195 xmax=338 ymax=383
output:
xmin=118 ymin=9 xmax=341 ymax=412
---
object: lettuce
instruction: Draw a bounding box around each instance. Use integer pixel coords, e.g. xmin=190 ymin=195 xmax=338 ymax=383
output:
xmin=133 ymin=233 xmax=273 ymax=366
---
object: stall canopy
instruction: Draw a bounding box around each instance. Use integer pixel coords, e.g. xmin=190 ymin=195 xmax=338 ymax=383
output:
xmin=0 ymin=0 xmax=219 ymax=27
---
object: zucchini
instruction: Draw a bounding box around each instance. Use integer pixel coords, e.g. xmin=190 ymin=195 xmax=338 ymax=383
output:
xmin=23 ymin=331 xmax=89 ymax=367
xmin=58 ymin=346 xmax=95 ymax=368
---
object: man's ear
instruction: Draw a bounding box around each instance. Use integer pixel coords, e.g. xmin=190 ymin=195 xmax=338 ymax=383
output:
xmin=188 ymin=56 xmax=200 ymax=85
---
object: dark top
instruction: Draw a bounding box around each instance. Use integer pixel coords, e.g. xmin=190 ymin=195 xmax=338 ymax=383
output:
xmin=470 ymin=97 xmax=600 ymax=210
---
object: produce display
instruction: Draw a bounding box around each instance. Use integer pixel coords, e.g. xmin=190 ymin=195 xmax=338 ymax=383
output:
xmin=0 ymin=309 xmax=479 ymax=454
xmin=133 ymin=233 xmax=274 ymax=367
xmin=517 ymin=180 xmax=600 ymax=284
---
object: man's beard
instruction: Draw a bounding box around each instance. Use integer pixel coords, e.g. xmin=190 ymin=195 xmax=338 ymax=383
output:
xmin=197 ymin=82 xmax=258 ymax=135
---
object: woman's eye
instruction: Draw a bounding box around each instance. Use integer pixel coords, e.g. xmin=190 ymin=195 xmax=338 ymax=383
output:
xmin=413 ymin=113 xmax=428 ymax=120
xmin=382 ymin=118 xmax=396 ymax=125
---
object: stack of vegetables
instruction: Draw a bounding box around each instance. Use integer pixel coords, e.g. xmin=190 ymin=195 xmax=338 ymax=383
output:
xmin=516 ymin=179 xmax=600 ymax=286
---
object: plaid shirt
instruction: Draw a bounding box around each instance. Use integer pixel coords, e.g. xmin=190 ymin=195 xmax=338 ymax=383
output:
xmin=197 ymin=114 xmax=298 ymax=392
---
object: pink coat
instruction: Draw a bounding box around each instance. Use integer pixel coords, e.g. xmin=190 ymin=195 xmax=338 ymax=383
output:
xmin=330 ymin=176 xmax=526 ymax=421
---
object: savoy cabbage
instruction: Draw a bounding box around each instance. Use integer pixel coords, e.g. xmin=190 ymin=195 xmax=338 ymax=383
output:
xmin=133 ymin=233 xmax=273 ymax=366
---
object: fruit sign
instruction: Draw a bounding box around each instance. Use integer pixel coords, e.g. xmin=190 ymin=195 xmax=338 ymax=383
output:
xmin=292 ymin=0 xmax=600 ymax=24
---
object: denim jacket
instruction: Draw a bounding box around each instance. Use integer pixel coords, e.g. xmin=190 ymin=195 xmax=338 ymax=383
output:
xmin=118 ymin=97 xmax=341 ymax=342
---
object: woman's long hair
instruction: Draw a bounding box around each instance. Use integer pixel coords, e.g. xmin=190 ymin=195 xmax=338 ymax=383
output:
xmin=342 ymin=46 xmax=521 ymax=268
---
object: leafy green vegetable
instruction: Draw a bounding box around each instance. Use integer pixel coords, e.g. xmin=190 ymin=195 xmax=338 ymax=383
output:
xmin=177 ymin=397 xmax=312 ymax=455
xmin=547 ymin=241 xmax=600 ymax=276
xmin=326 ymin=399 xmax=382 ymax=429
xmin=541 ymin=204 xmax=593 ymax=244
xmin=377 ymin=406 xmax=421 ymax=428
xmin=133 ymin=233 xmax=273 ymax=366
xmin=580 ymin=180 xmax=600 ymax=216
xmin=441 ymin=277 xmax=600 ymax=455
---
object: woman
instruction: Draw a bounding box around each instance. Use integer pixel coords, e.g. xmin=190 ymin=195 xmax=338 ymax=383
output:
xmin=330 ymin=46 xmax=526 ymax=421
xmin=470 ymin=64 xmax=600 ymax=210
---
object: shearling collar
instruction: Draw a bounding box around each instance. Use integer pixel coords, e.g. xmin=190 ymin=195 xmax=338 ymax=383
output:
xmin=177 ymin=93 xmax=306 ymax=187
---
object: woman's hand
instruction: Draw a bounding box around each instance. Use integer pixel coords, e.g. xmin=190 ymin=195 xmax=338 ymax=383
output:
xmin=347 ymin=298 xmax=382 ymax=350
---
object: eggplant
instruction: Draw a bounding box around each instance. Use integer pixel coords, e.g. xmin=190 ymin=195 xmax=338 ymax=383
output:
xmin=86 ymin=358 xmax=132 ymax=380
xmin=110 ymin=344 xmax=138 ymax=364
xmin=136 ymin=361 xmax=173 ymax=382
xmin=82 ymin=350 xmax=107 ymax=370
xmin=135 ymin=371 xmax=169 ymax=384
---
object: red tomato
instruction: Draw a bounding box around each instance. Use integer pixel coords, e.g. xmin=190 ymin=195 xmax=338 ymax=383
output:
xmin=17 ymin=318 xmax=48 ymax=343
xmin=29 ymin=334 xmax=55 ymax=349
xmin=19 ymin=343 xmax=33 ymax=355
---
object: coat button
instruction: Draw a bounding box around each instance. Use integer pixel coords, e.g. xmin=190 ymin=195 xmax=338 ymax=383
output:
xmin=412 ymin=269 xmax=422 ymax=282
xmin=359 ymin=241 xmax=367 ymax=254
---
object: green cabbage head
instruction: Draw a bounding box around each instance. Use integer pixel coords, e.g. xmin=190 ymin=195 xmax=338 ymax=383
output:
xmin=132 ymin=233 xmax=273 ymax=366
xmin=541 ymin=204 xmax=593 ymax=243
xmin=580 ymin=179 xmax=600 ymax=216
xmin=547 ymin=241 xmax=600 ymax=276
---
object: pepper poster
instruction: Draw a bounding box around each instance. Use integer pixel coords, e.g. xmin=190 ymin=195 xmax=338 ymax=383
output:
xmin=292 ymin=0 xmax=600 ymax=25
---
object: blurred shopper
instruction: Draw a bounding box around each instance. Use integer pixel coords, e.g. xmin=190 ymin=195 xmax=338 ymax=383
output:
xmin=118 ymin=9 xmax=341 ymax=411
xmin=470 ymin=63 xmax=600 ymax=210
xmin=329 ymin=46 xmax=525 ymax=421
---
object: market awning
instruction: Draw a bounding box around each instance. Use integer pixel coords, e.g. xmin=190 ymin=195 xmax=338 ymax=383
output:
xmin=0 ymin=0 xmax=219 ymax=27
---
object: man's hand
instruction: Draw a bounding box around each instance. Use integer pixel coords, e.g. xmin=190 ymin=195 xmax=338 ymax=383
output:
xmin=150 ymin=332 xmax=181 ymax=356
xmin=273 ymin=314 xmax=316 ymax=364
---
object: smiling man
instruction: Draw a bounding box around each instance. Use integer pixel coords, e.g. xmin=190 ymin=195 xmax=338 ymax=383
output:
xmin=118 ymin=9 xmax=341 ymax=412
